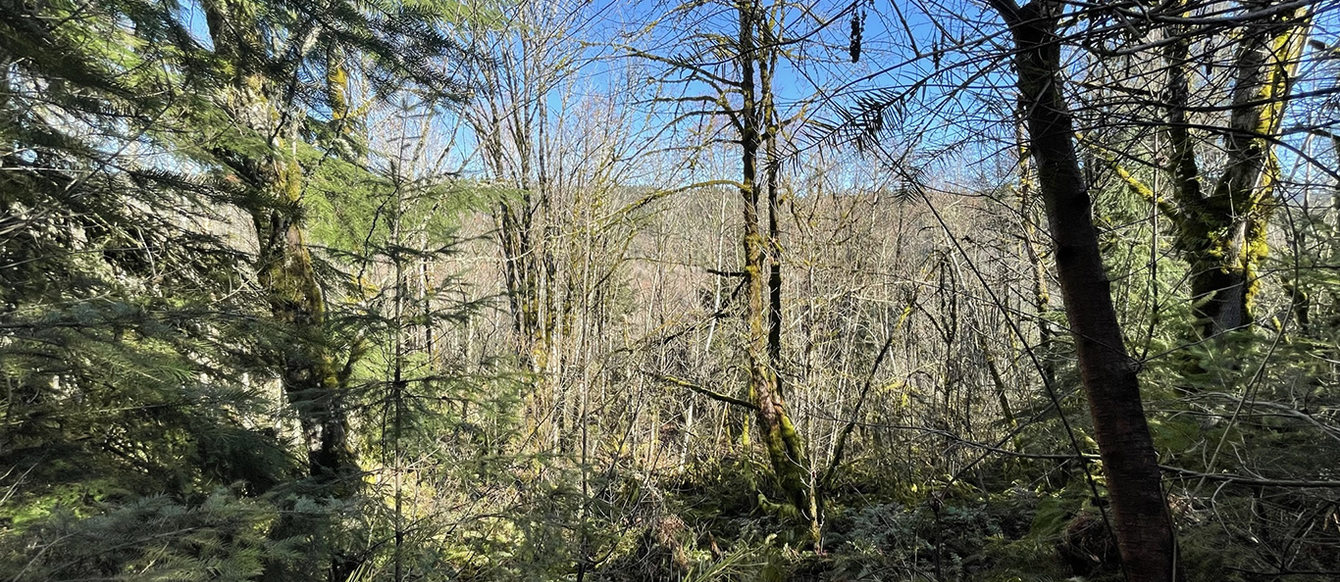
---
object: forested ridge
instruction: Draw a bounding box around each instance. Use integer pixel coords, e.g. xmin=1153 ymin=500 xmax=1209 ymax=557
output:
xmin=2 ymin=0 xmax=1339 ymax=580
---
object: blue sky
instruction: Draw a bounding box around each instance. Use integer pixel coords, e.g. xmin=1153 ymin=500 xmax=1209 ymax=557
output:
xmin=170 ymin=0 xmax=1340 ymax=199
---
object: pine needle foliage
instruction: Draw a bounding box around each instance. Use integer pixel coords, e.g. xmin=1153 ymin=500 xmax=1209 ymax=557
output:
xmin=2 ymin=0 xmax=485 ymax=578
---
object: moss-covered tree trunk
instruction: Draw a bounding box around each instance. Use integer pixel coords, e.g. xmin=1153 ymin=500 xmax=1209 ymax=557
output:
xmin=470 ymin=47 xmax=560 ymax=451
xmin=737 ymin=0 xmax=821 ymax=547
xmin=1161 ymin=2 xmax=1312 ymax=338
xmin=203 ymin=0 xmax=355 ymax=488
xmin=988 ymin=0 xmax=1179 ymax=579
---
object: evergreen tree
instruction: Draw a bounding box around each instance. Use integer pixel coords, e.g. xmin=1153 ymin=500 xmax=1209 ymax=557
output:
xmin=1 ymin=0 xmax=477 ymax=578
xmin=1 ymin=0 xmax=301 ymax=578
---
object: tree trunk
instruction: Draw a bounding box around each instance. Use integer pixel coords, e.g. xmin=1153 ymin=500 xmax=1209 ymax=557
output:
xmin=469 ymin=32 xmax=559 ymax=450
xmin=989 ymin=1 xmax=1178 ymax=579
xmin=1016 ymin=137 xmax=1056 ymax=388
xmin=737 ymin=0 xmax=821 ymax=546
xmin=1161 ymin=2 xmax=1312 ymax=338
xmin=203 ymin=0 xmax=355 ymax=488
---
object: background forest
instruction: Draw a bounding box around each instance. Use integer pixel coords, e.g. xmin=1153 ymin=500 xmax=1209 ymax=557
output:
xmin=2 ymin=0 xmax=1339 ymax=580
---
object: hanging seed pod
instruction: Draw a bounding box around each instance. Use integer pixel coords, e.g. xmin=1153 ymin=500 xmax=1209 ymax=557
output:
xmin=849 ymin=7 xmax=864 ymax=62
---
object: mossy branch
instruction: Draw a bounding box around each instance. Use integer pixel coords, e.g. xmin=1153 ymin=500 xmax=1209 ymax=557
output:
xmin=643 ymin=370 xmax=759 ymax=411
xmin=1079 ymin=135 xmax=1181 ymax=220
xmin=1112 ymin=161 xmax=1180 ymax=219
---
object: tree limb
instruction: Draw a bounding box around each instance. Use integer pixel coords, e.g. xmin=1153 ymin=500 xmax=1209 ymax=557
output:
xmin=643 ymin=370 xmax=758 ymax=411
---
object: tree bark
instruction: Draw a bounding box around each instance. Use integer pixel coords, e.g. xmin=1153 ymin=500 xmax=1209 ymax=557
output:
xmin=1160 ymin=1 xmax=1312 ymax=338
xmin=203 ymin=0 xmax=355 ymax=488
xmin=737 ymin=0 xmax=821 ymax=546
xmin=988 ymin=1 xmax=1178 ymax=579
